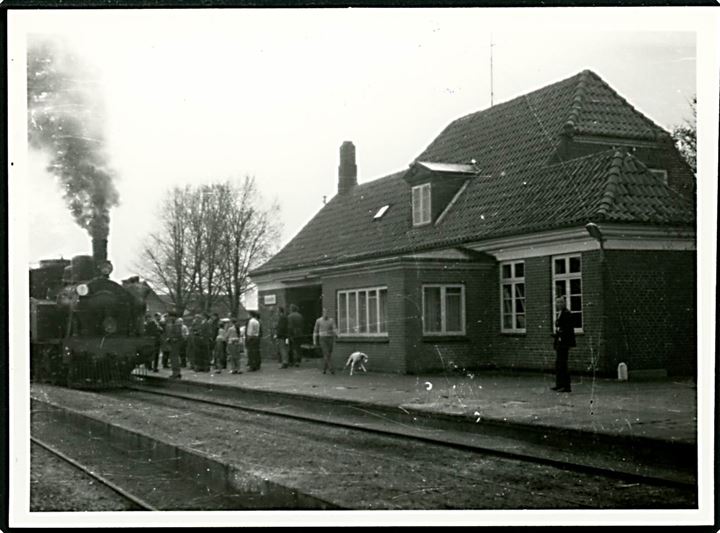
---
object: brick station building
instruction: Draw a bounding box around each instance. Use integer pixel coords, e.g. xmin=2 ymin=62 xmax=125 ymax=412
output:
xmin=251 ymin=70 xmax=696 ymax=377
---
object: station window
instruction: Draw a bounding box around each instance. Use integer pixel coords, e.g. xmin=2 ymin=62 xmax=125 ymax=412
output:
xmin=552 ymin=254 xmax=583 ymax=331
xmin=422 ymin=284 xmax=465 ymax=335
xmin=337 ymin=287 xmax=388 ymax=336
xmin=500 ymin=261 xmax=526 ymax=333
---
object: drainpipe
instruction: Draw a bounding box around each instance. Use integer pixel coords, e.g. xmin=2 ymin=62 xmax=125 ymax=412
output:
xmin=585 ymin=223 xmax=630 ymax=378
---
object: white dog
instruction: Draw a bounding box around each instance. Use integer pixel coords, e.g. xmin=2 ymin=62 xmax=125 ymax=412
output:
xmin=345 ymin=351 xmax=368 ymax=375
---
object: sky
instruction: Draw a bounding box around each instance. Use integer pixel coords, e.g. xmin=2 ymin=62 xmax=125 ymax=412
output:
xmin=10 ymin=8 xmax=706 ymax=286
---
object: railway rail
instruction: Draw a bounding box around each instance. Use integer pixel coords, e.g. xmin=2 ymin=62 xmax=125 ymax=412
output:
xmin=30 ymin=436 xmax=157 ymax=511
xmin=32 ymin=382 xmax=697 ymax=510
xmin=125 ymin=378 xmax=695 ymax=491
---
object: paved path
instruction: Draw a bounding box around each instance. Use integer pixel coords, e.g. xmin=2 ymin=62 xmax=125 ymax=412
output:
xmin=145 ymin=359 xmax=697 ymax=445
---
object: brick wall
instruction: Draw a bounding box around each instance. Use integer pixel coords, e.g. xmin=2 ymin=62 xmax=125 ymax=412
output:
xmin=321 ymin=267 xmax=408 ymax=373
xmin=402 ymin=262 xmax=495 ymax=374
xmin=480 ymin=253 xmax=604 ymax=375
xmin=603 ymin=250 xmax=696 ymax=376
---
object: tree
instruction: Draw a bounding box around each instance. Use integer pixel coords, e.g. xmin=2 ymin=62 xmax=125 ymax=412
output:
xmin=672 ymin=96 xmax=696 ymax=175
xmin=138 ymin=186 xmax=194 ymax=314
xmin=218 ymin=177 xmax=281 ymax=317
xmin=138 ymin=178 xmax=281 ymax=316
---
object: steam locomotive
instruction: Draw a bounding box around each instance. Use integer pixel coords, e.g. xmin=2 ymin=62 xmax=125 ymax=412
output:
xmin=30 ymin=238 xmax=154 ymax=389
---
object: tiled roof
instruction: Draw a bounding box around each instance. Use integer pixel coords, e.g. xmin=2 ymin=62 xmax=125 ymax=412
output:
xmin=253 ymin=71 xmax=692 ymax=276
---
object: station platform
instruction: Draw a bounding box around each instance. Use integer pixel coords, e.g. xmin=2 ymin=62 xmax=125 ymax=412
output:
xmin=143 ymin=358 xmax=697 ymax=447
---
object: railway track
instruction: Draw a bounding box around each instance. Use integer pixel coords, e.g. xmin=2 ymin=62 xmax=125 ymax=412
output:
xmin=32 ymin=382 xmax=696 ymax=510
xmin=30 ymin=436 xmax=156 ymax=511
xmin=125 ymin=379 xmax=696 ymax=491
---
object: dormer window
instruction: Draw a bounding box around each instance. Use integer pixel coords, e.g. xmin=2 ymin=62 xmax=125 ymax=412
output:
xmin=412 ymin=183 xmax=431 ymax=226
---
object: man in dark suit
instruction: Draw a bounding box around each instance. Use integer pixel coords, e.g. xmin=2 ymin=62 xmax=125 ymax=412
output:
xmin=287 ymin=304 xmax=304 ymax=367
xmin=552 ymin=296 xmax=576 ymax=393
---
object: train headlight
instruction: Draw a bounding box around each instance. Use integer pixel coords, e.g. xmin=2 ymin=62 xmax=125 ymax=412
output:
xmin=102 ymin=317 xmax=118 ymax=334
xmin=76 ymin=284 xmax=89 ymax=296
xmin=98 ymin=261 xmax=113 ymax=276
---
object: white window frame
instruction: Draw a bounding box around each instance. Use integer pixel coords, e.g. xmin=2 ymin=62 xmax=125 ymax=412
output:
xmin=422 ymin=284 xmax=466 ymax=336
xmin=337 ymin=286 xmax=388 ymax=337
xmin=552 ymin=254 xmax=583 ymax=333
xmin=500 ymin=260 xmax=526 ymax=333
xmin=412 ymin=183 xmax=432 ymax=226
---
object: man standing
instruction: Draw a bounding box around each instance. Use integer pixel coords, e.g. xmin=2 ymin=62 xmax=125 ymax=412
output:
xmin=245 ymin=311 xmax=262 ymax=371
xmin=313 ymin=308 xmax=338 ymax=375
xmin=275 ymin=307 xmax=290 ymax=368
xmin=287 ymin=304 xmax=304 ymax=367
xmin=552 ymin=296 xmax=576 ymax=393
xmin=166 ymin=313 xmax=183 ymax=379
xmin=145 ymin=313 xmax=163 ymax=372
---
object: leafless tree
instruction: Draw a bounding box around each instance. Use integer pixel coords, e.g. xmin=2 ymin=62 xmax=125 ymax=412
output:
xmin=219 ymin=177 xmax=281 ymax=317
xmin=138 ymin=177 xmax=281 ymax=316
xmin=138 ymin=186 xmax=194 ymax=314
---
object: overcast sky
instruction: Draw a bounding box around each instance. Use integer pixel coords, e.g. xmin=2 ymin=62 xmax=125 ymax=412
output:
xmin=10 ymin=8 xmax=707 ymax=284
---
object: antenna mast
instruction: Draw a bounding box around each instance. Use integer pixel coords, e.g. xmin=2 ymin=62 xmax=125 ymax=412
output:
xmin=490 ymin=35 xmax=494 ymax=107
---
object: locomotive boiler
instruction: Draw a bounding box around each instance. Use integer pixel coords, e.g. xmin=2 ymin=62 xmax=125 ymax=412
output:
xmin=30 ymin=238 xmax=154 ymax=389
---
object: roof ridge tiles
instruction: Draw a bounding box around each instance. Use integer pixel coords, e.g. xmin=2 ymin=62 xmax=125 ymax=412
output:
xmin=594 ymin=149 xmax=626 ymax=220
xmin=563 ymin=69 xmax=591 ymax=135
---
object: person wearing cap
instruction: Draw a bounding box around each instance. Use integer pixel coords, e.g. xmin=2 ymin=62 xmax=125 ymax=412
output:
xmin=551 ymin=296 xmax=576 ymax=393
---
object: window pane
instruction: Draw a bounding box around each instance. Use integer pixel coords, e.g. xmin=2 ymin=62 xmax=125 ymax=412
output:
xmin=358 ymin=291 xmax=367 ymax=333
xmin=516 ymin=314 xmax=526 ymax=330
xmin=503 ymin=314 xmax=513 ymax=330
xmin=514 ymin=262 xmax=524 ymax=278
xmin=570 ymin=278 xmax=582 ymax=295
xmin=379 ymin=289 xmax=387 ymax=333
xmin=515 ymin=298 xmax=525 ymax=314
xmin=338 ymin=293 xmax=347 ymax=333
xmin=555 ymin=280 xmax=566 ymax=299
xmin=348 ymin=292 xmax=357 ymax=333
xmin=502 ymin=284 xmax=512 ymax=300
xmin=422 ymin=184 xmax=431 ymax=223
xmin=368 ymin=292 xmax=378 ymax=333
xmin=570 ymin=295 xmax=582 ymax=313
xmin=554 ymin=258 xmax=566 ymax=275
xmin=445 ymin=290 xmax=462 ymax=332
xmin=502 ymin=264 xmax=512 ymax=279
xmin=569 ymin=256 xmax=581 ymax=273
xmin=412 ymin=187 xmax=421 ymax=225
xmin=572 ymin=312 xmax=582 ymax=329
xmin=423 ymin=287 xmax=442 ymax=332
xmin=514 ymin=283 xmax=524 ymax=299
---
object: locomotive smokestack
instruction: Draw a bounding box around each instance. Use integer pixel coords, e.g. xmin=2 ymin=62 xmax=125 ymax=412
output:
xmin=92 ymin=238 xmax=108 ymax=263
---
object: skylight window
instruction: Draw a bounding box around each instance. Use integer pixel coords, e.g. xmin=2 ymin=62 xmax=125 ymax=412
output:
xmin=374 ymin=204 xmax=391 ymax=219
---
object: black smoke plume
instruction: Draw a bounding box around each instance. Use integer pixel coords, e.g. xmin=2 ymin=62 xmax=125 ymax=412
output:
xmin=27 ymin=37 xmax=119 ymax=241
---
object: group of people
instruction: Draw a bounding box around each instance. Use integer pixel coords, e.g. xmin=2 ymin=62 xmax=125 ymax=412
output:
xmin=142 ymin=310 xmax=263 ymax=379
xmin=273 ymin=305 xmax=339 ymax=375
xmin=141 ymin=297 xmax=574 ymax=388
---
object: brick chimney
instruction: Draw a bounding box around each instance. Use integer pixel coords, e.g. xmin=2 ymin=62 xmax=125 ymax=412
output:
xmin=338 ymin=141 xmax=357 ymax=195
